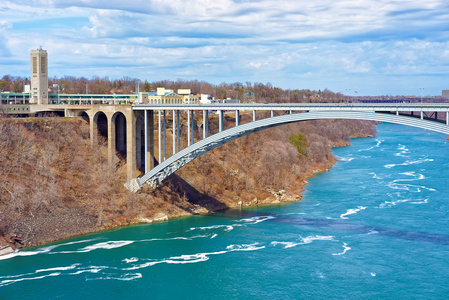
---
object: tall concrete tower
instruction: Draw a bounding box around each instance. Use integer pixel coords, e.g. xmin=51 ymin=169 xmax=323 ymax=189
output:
xmin=30 ymin=49 xmax=48 ymax=105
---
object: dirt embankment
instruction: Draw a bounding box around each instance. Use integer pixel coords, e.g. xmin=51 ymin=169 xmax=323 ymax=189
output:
xmin=0 ymin=115 xmax=376 ymax=250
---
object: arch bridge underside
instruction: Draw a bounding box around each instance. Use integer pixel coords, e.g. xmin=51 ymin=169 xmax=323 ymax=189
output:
xmin=125 ymin=110 xmax=449 ymax=192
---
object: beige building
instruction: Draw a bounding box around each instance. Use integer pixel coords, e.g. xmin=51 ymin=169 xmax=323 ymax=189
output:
xmin=138 ymin=88 xmax=199 ymax=104
xmin=30 ymin=49 xmax=48 ymax=105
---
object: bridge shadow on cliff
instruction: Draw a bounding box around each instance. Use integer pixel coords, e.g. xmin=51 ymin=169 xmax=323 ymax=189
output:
xmin=161 ymin=171 xmax=229 ymax=215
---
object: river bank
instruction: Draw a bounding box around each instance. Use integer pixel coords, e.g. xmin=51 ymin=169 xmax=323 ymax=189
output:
xmin=0 ymin=116 xmax=376 ymax=252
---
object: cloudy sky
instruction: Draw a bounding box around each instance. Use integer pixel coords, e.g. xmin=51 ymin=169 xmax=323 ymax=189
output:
xmin=1 ymin=0 xmax=449 ymax=96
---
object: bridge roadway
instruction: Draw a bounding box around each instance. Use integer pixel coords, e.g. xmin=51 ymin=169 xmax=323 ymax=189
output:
xmin=4 ymin=102 xmax=449 ymax=190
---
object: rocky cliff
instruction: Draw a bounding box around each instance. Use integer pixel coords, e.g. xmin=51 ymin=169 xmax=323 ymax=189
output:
xmin=0 ymin=115 xmax=376 ymax=250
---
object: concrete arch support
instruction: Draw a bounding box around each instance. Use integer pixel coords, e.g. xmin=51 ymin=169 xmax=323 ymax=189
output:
xmin=125 ymin=111 xmax=449 ymax=192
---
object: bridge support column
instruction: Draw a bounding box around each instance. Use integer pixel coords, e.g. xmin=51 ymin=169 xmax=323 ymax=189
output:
xmin=396 ymin=110 xmax=399 ymax=116
xmin=236 ymin=110 xmax=240 ymax=126
xmin=205 ymin=110 xmax=209 ymax=138
xmin=421 ymin=111 xmax=424 ymax=120
xmin=116 ymin=114 xmax=126 ymax=154
xmin=163 ymin=110 xmax=166 ymax=161
xmin=253 ymin=110 xmax=256 ymax=122
xmin=447 ymin=112 xmax=449 ymax=125
xmin=107 ymin=113 xmax=116 ymax=166
xmin=158 ymin=110 xmax=161 ymax=164
xmin=177 ymin=110 xmax=180 ymax=152
xmin=88 ymin=112 xmax=98 ymax=146
xmin=173 ymin=109 xmax=176 ymax=155
xmin=188 ymin=110 xmax=191 ymax=146
xmin=271 ymin=110 xmax=274 ymax=118
xmin=136 ymin=114 xmax=142 ymax=172
xmin=203 ymin=110 xmax=206 ymax=139
xmin=144 ymin=110 xmax=154 ymax=173
xmin=219 ymin=110 xmax=224 ymax=132
xmin=191 ymin=110 xmax=194 ymax=144
xmin=126 ymin=112 xmax=137 ymax=181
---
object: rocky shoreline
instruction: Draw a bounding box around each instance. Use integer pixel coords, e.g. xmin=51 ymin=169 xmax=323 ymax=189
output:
xmin=0 ymin=117 xmax=377 ymax=253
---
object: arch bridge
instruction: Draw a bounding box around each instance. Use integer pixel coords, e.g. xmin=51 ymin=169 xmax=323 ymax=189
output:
xmin=124 ymin=103 xmax=449 ymax=192
xmin=17 ymin=103 xmax=449 ymax=191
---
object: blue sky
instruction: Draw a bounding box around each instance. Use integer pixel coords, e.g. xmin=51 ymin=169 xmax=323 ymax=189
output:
xmin=1 ymin=0 xmax=449 ymax=96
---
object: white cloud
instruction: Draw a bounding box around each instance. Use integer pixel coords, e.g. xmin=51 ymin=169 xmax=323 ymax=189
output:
xmin=1 ymin=0 xmax=449 ymax=95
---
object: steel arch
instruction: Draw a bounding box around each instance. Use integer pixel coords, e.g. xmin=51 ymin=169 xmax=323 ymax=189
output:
xmin=125 ymin=111 xmax=449 ymax=192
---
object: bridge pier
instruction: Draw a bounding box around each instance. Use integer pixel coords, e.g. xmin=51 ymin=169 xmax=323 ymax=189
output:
xmin=144 ymin=110 xmax=155 ymax=173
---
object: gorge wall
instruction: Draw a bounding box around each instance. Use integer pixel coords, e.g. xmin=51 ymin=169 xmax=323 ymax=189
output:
xmin=0 ymin=115 xmax=376 ymax=250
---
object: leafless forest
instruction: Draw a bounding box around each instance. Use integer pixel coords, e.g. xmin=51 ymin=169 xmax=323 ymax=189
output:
xmin=0 ymin=112 xmax=376 ymax=249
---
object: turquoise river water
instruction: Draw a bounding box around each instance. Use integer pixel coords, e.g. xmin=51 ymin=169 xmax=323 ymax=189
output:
xmin=1 ymin=123 xmax=449 ymax=299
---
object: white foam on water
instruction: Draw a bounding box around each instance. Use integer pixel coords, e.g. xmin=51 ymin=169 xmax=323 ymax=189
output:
xmin=387 ymin=182 xmax=436 ymax=192
xmin=411 ymin=199 xmax=429 ymax=204
xmin=189 ymin=225 xmax=236 ymax=232
xmin=340 ymin=206 xmax=367 ymax=219
xmin=226 ymin=242 xmax=265 ymax=251
xmin=371 ymin=272 xmax=377 ymax=277
xmin=379 ymin=199 xmax=411 ymax=208
xmin=393 ymin=172 xmax=425 ymax=182
xmin=358 ymin=139 xmax=383 ymax=152
xmin=370 ymin=172 xmax=382 ymax=179
xmin=0 ymin=239 xmax=103 ymax=260
xmin=123 ymin=257 xmax=139 ymax=263
xmin=301 ymin=235 xmax=334 ymax=244
xmin=77 ymin=241 xmax=134 ymax=252
xmin=0 ymin=245 xmax=59 ymax=261
xmin=395 ymin=144 xmax=410 ymax=157
xmin=124 ymin=243 xmax=265 ymax=270
xmin=210 ymin=234 xmax=218 ymax=239
xmin=36 ymin=263 xmax=80 ymax=273
xmin=384 ymin=158 xmax=434 ymax=169
xmin=139 ymin=235 xmax=211 ymax=244
xmin=332 ymin=243 xmax=351 ymax=256
xmin=71 ymin=268 xmax=102 ymax=275
xmin=238 ymin=216 xmax=276 ymax=224
xmin=0 ymin=272 xmax=61 ymax=287
xmin=270 ymin=241 xmax=299 ymax=249
xmin=367 ymin=229 xmax=379 ymax=235
xmin=338 ymin=157 xmax=354 ymax=162
xmin=86 ymin=273 xmax=142 ymax=281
